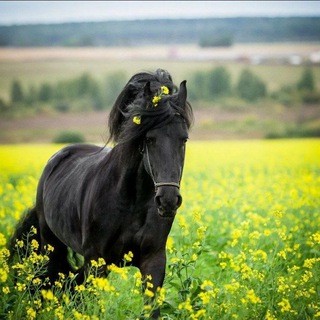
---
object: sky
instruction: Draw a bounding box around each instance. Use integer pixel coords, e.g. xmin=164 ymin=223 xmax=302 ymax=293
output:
xmin=0 ymin=1 xmax=320 ymax=25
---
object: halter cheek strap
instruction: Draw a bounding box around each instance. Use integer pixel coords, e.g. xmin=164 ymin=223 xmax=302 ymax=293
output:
xmin=144 ymin=143 xmax=181 ymax=192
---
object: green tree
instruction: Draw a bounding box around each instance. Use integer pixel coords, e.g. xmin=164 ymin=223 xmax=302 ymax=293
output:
xmin=38 ymin=83 xmax=52 ymax=102
xmin=207 ymin=67 xmax=231 ymax=99
xmin=297 ymin=67 xmax=315 ymax=92
xmin=189 ymin=71 xmax=208 ymax=101
xmin=0 ymin=98 xmax=7 ymax=113
xmin=76 ymin=73 xmax=98 ymax=97
xmin=237 ymin=69 xmax=267 ymax=102
xmin=25 ymin=85 xmax=38 ymax=105
xmin=10 ymin=80 xmax=24 ymax=104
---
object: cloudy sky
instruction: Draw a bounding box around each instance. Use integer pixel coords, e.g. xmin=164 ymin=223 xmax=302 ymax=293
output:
xmin=0 ymin=1 xmax=320 ymax=25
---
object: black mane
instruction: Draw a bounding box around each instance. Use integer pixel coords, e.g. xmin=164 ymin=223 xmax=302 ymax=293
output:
xmin=107 ymin=69 xmax=193 ymax=145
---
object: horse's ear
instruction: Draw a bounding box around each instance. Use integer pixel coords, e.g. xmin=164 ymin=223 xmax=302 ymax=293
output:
xmin=143 ymin=81 xmax=152 ymax=99
xmin=178 ymin=80 xmax=187 ymax=107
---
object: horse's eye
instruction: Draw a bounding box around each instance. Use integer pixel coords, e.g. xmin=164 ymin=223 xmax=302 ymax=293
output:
xmin=145 ymin=137 xmax=154 ymax=145
xmin=183 ymin=137 xmax=189 ymax=144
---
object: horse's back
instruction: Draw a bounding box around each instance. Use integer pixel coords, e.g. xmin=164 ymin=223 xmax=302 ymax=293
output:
xmin=37 ymin=143 xmax=111 ymax=209
xmin=44 ymin=144 xmax=109 ymax=176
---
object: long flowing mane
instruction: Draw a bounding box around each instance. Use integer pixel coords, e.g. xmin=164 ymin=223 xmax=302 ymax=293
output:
xmin=107 ymin=69 xmax=193 ymax=145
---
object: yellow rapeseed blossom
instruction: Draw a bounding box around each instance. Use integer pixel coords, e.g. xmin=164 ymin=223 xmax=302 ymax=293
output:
xmin=278 ymin=298 xmax=292 ymax=312
xmin=0 ymin=233 xmax=6 ymax=246
xmin=246 ymin=289 xmax=261 ymax=304
xmin=41 ymin=289 xmax=55 ymax=300
xmin=44 ymin=244 xmax=54 ymax=252
xmin=26 ymin=307 xmax=36 ymax=320
xmin=144 ymin=288 xmax=154 ymax=298
xmin=15 ymin=282 xmax=26 ymax=291
xmin=91 ymin=277 xmax=115 ymax=292
xmin=252 ymin=249 xmax=268 ymax=262
xmin=31 ymin=239 xmax=39 ymax=250
xmin=178 ymin=297 xmax=193 ymax=313
xmin=54 ymin=306 xmax=64 ymax=320
xmin=198 ymin=291 xmax=211 ymax=304
xmin=166 ymin=236 xmax=175 ymax=253
xmin=1 ymin=140 xmax=319 ymax=319
xmin=308 ymin=232 xmax=320 ymax=246
xmin=196 ymin=225 xmax=207 ymax=239
xmin=265 ymin=310 xmax=277 ymax=319
xmin=30 ymin=225 xmax=37 ymax=234
xmin=0 ymin=268 xmax=8 ymax=282
xmin=303 ymin=258 xmax=320 ymax=269
xmin=2 ymin=286 xmax=10 ymax=294
xmin=224 ymin=279 xmax=240 ymax=294
xmin=75 ymin=284 xmax=86 ymax=292
xmin=124 ymin=251 xmax=133 ymax=262
xmin=16 ymin=240 xmax=24 ymax=248
xmin=156 ymin=287 xmax=166 ymax=306
xmin=200 ymin=280 xmax=214 ymax=290
xmin=107 ymin=263 xmax=128 ymax=280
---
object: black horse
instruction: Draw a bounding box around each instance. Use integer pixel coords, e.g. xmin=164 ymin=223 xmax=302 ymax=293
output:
xmin=9 ymin=69 xmax=193 ymax=316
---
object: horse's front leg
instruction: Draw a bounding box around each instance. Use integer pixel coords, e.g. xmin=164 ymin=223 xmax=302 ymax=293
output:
xmin=139 ymin=250 xmax=166 ymax=319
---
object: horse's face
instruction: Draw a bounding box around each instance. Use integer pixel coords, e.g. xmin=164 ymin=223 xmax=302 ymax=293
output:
xmin=143 ymin=116 xmax=189 ymax=218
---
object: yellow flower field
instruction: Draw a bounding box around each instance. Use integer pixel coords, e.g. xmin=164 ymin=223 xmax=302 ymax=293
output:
xmin=0 ymin=140 xmax=319 ymax=319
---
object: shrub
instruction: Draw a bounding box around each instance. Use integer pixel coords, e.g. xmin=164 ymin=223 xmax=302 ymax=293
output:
xmin=237 ymin=69 xmax=267 ymax=102
xmin=297 ymin=67 xmax=315 ymax=92
xmin=271 ymin=85 xmax=301 ymax=107
xmin=53 ymin=131 xmax=85 ymax=144
xmin=265 ymin=125 xmax=320 ymax=139
xmin=207 ymin=66 xmax=231 ymax=98
xmin=10 ymin=80 xmax=25 ymax=104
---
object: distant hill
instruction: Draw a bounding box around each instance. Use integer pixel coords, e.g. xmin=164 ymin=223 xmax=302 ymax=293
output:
xmin=0 ymin=17 xmax=319 ymax=47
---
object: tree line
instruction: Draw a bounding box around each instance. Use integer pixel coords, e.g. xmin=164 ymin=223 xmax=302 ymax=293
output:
xmin=1 ymin=72 xmax=127 ymax=117
xmin=1 ymin=67 xmax=318 ymax=117
xmin=189 ymin=66 xmax=319 ymax=106
xmin=1 ymin=17 xmax=319 ymax=47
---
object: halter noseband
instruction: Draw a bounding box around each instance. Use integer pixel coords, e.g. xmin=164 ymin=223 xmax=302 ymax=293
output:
xmin=143 ymin=143 xmax=181 ymax=192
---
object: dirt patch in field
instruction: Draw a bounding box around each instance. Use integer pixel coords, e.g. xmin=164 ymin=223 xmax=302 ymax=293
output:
xmin=1 ymin=105 xmax=319 ymax=144
xmin=0 ymin=43 xmax=318 ymax=62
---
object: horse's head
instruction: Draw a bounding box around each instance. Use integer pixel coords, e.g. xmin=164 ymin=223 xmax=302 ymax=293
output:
xmin=139 ymin=81 xmax=190 ymax=217
xmin=108 ymin=69 xmax=193 ymax=218
xmin=142 ymin=116 xmax=188 ymax=217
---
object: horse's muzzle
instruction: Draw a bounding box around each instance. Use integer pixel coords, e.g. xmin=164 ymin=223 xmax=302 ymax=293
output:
xmin=155 ymin=186 xmax=182 ymax=218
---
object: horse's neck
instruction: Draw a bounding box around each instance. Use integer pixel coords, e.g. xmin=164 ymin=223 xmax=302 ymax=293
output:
xmin=106 ymin=145 xmax=154 ymax=201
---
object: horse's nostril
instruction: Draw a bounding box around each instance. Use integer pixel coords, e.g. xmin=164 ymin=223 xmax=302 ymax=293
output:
xmin=155 ymin=194 xmax=182 ymax=210
xmin=155 ymin=195 xmax=162 ymax=208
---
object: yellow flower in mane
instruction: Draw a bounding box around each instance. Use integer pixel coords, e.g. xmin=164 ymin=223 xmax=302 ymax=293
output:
xmin=152 ymin=85 xmax=169 ymax=107
xmin=133 ymin=115 xmax=141 ymax=125
xmin=161 ymin=86 xmax=169 ymax=95
xmin=152 ymin=95 xmax=161 ymax=107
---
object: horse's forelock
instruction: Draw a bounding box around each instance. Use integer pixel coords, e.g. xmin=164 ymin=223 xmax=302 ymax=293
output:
xmin=116 ymin=96 xmax=193 ymax=146
xmin=107 ymin=69 xmax=192 ymax=145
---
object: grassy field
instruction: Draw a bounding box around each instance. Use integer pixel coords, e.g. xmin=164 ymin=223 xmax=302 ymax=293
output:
xmin=0 ymin=140 xmax=319 ymax=319
xmin=0 ymin=44 xmax=320 ymax=143
xmin=1 ymin=44 xmax=320 ymax=101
